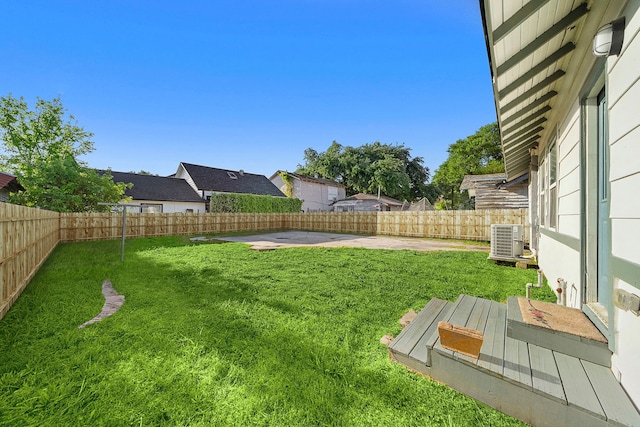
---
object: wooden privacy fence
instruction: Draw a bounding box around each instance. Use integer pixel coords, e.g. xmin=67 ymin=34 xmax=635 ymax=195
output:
xmin=58 ymin=209 xmax=528 ymax=242
xmin=0 ymin=203 xmax=59 ymax=320
xmin=1 ymin=206 xmax=528 ymax=320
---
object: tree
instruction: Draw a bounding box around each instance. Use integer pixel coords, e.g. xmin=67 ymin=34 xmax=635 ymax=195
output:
xmin=129 ymin=170 xmax=157 ymax=175
xmin=432 ymin=122 xmax=504 ymax=209
xmin=0 ymin=95 xmax=128 ymax=212
xmin=296 ymin=141 xmax=430 ymax=201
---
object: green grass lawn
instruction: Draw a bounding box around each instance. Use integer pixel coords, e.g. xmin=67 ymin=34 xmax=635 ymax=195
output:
xmin=0 ymin=236 xmax=554 ymax=426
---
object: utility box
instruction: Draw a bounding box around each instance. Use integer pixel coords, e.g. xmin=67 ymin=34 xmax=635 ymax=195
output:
xmin=490 ymin=224 xmax=524 ymax=259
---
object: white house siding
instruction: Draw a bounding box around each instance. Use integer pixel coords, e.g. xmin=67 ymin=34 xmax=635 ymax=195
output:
xmin=126 ymin=200 xmax=205 ymax=213
xmin=298 ymin=182 xmax=326 ymax=211
xmin=536 ymin=99 xmax=583 ymax=308
xmin=297 ymin=182 xmax=344 ymax=212
xmin=270 ymin=174 xmax=345 ymax=212
xmin=556 ymin=108 xmax=582 ymax=239
xmin=612 ymin=279 xmax=640 ymax=403
xmin=605 ymin=0 xmax=640 ymax=404
xmin=538 ymin=237 xmax=582 ymax=307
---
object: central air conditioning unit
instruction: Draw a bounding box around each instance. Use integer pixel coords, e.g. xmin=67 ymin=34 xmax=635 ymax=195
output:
xmin=490 ymin=224 xmax=524 ymax=259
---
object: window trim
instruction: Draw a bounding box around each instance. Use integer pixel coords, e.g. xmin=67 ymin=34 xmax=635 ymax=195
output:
xmin=539 ymin=132 xmax=558 ymax=230
xmin=549 ymin=138 xmax=558 ymax=229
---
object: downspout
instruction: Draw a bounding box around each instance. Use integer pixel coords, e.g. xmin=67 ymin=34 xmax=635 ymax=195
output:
xmin=526 ymin=269 xmax=544 ymax=299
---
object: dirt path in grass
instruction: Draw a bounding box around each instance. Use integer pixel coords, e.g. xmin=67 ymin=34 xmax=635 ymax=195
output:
xmin=211 ymin=231 xmax=489 ymax=252
xmin=78 ymin=280 xmax=125 ymax=330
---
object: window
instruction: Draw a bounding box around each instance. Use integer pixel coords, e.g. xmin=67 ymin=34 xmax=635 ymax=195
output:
xmin=328 ymin=186 xmax=338 ymax=201
xmin=227 ymin=171 xmax=238 ymax=179
xmin=549 ymin=142 xmax=557 ymax=185
xmin=141 ymin=203 xmax=163 ymax=213
xmin=539 ymin=137 xmax=558 ymax=229
xmin=549 ymin=141 xmax=557 ymax=229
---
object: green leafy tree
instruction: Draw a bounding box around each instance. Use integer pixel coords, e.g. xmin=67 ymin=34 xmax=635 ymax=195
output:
xmin=297 ymin=141 xmax=430 ymax=201
xmin=0 ymin=95 xmax=128 ymax=212
xmin=432 ymin=122 xmax=504 ymax=209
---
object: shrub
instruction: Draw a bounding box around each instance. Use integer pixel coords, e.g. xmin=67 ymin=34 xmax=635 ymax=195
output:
xmin=208 ymin=193 xmax=302 ymax=213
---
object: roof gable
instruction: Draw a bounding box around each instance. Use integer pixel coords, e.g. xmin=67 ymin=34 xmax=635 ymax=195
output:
xmin=0 ymin=171 xmax=24 ymax=192
xmin=336 ymin=193 xmax=404 ymax=206
xmin=180 ymin=163 xmax=285 ymax=197
xmin=460 ymin=173 xmax=507 ymax=191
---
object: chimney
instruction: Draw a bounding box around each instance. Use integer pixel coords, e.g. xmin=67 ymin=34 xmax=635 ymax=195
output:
xmin=239 ymin=169 xmax=244 ymax=176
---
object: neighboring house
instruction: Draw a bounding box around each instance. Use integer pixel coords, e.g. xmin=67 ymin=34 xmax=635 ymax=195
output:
xmin=175 ymin=163 xmax=285 ymax=211
xmin=407 ymin=197 xmax=435 ymax=211
xmin=0 ymin=172 xmax=23 ymax=202
xmin=269 ymin=171 xmax=346 ymax=212
xmin=108 ymin=171 xmax=205 ymax=213
xmin=482 ymin=0 xmax=640 ymax=413
xmin=331 ymin=193 xmax=407 ymax=212
xmin=459 ymin=173 xmax=528 ymax=209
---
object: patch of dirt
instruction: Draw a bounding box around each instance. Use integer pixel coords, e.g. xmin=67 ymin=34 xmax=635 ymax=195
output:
xmin=380 ymin=334 xmax=394 ymax=346
xmin=78 ymin=280 xmax=125 ymax=330
xmin=400 ymin=309 xmax=417 ymax=327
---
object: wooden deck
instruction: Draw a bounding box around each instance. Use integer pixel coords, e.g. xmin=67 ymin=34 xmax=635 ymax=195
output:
xmin=388 ymin=295 xmax=640 ymax=427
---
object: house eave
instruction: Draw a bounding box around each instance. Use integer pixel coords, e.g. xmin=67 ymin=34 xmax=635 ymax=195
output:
xmin=480 ymin=0 xmax=626 ymax=180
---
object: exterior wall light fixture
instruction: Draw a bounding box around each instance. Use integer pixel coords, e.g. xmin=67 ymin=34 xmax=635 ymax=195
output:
xmin=593 ymin=16 xmax=625 ymax=57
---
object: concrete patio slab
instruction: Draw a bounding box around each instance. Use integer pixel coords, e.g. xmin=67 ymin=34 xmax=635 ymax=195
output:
xmin=212 ymin=231 xmax=489 ymax=252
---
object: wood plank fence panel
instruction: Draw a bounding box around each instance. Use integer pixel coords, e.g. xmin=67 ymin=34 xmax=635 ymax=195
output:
xmin=0 ymin=204 xmax=59 ymax=320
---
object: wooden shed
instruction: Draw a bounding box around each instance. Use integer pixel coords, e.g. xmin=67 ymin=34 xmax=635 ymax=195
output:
xmin=459 ymin=173 xmax=528 ymax=210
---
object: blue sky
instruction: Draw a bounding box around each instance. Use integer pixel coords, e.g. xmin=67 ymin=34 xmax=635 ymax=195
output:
xmin=2 ymin=0 xmax=496 ymax=179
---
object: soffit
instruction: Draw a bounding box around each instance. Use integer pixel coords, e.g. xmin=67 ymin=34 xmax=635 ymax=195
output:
xmin=481 ymin=0 xmax=593 ymax=180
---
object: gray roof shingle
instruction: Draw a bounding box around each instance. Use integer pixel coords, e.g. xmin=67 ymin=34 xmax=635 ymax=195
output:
xmin=107 ymin=171 xmax=204 ymax=202
xmin=180 ymin=163 xmax=285 ymax=197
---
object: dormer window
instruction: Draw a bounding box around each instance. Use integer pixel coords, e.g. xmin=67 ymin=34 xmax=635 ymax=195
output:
xmin=227 ymin=171 xmax=238 ymax=179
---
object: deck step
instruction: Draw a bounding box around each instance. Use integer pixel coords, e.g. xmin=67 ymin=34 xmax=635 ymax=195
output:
xmin=428 ymin=296 xmax=507 ymax=371
xmin=581 ymin=360 xmax=640 ymax=427
xmin=388 ymin=297 xmax=453 ymax=373
xmin=506 ymin=296 xmax=611 ymax=367
xmin=391 ymin=294 xmax=640 ymax=427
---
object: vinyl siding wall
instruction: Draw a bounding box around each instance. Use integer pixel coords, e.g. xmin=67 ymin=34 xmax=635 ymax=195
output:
xmin=537 ymin=99 xmax=583 ymax=308
xmin=297 ymin=182 xmax=345 ymax=212
xmin=606 ymin=0 xmax=640 ymax=405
